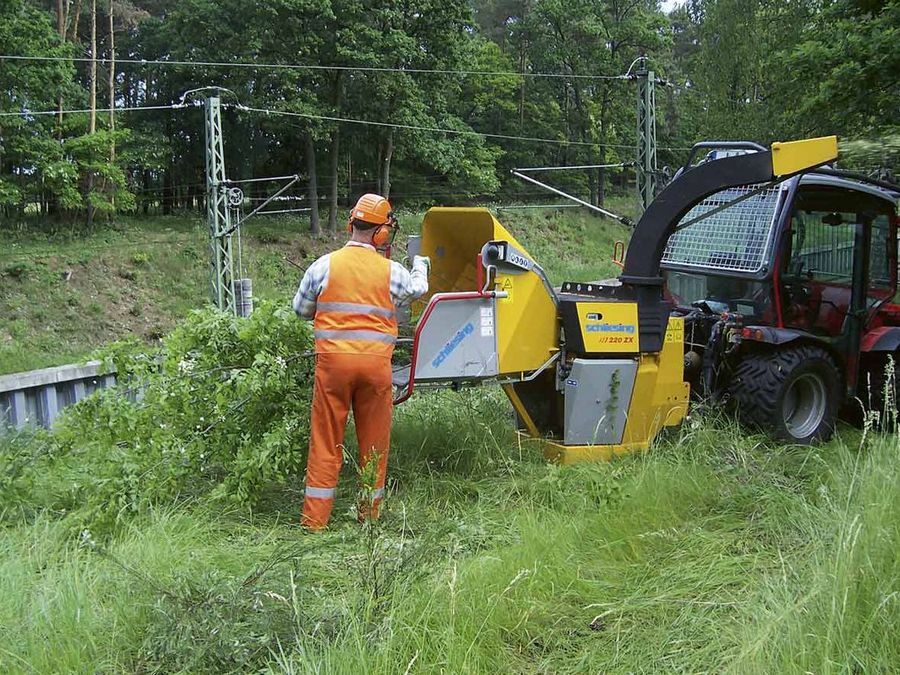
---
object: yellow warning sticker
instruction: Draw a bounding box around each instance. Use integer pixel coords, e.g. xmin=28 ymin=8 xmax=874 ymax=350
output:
xmin=665 ymin=316 xmax=684 ymax=344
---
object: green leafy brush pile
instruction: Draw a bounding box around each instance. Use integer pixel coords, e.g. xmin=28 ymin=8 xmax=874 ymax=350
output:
xmin=2 ymin=301 xmax=314 ymax=534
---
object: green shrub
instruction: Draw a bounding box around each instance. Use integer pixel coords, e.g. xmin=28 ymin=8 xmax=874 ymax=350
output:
xmin=0 ymin=301 xmax=314 ymax=534
xmin=2 ymin=261 xmax=34 ymax=279
xmin=130 ymin=251 xmax=151 ymax=266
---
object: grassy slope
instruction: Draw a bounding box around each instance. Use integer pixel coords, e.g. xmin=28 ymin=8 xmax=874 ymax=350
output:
xmin=0 ymin=200 xmax=633 ymax=374
xmin=2 ymin=202 xmax=899 ymax=673
xmin=0 ymin=215 xmax=325 ymax=374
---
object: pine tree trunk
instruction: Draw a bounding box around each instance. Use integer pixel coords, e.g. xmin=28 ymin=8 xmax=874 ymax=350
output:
xmin=68 ymin=0 xmax=83 ymax=41
xmin=306 ymin=133 xmax=322 ymax=235
xmin=89 ymin=1 xmax=96 ymax=134
xmin=163 ymin=170 xmax=173 ymax=215
xmin=306 ymin=133 xmax=320 ymax=235
xmin=518 ymin=1 xmax=529 ymax=129
xmin=571 ymin=80 xmax=593 ymax=210
xmin=108 ymin=0 xmax=115 ymax=215
xmin=597 ymin=84 xmax=611 ymax=208
xmin=86 ymin=0 xmax=97 ymax=227
xmin=326 ymin=73 xmax=343 ymax=234
xmin=108 ymin=0 xmax=115 ymax=161
xmin=142 ymin=169 xmax=149 ymax=215
xmin=376 ymin=140 xmax=384 ymax=194
xmin=382 ymin=129 xmax=394 ymax=199
xmin=56 ymin=0 xmax=65 ymax=133
xmin=327 ymin=128 xmax=340 ymax=234
xmin=347 ymin=153 xmax=352 ymax=202
xmin=518 ymin=44 xmax=526 ymax=129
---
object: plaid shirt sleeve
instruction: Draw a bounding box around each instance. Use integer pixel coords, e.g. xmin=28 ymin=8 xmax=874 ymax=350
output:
xmin=292 ymin=255 xmax=330 ymax=320
xmin=390 ymin=258 xmax=429 ymax=307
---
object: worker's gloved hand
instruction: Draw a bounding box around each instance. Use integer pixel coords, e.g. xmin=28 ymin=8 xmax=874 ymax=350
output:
xmin=413 ymin=255 xmax=431 ymax=274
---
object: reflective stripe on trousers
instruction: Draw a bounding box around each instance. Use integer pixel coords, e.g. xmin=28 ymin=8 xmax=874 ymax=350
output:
xmin=305 ymin=486 xmax=336 ymax=499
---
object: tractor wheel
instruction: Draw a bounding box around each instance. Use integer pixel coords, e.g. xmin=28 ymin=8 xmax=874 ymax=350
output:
xmin=730 ymin=345 xmax=839 ymax=444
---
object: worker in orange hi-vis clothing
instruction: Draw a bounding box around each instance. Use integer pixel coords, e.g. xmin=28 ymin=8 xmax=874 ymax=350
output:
xmin=292 ymin=193 xmax=430 ymax=530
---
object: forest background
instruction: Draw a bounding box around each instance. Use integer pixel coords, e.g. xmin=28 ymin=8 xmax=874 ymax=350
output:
xmin=1 ymin=0 xmax=897 ymax=232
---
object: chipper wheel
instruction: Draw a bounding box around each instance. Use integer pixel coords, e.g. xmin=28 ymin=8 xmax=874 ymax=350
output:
xmin=730 ymin=345 xmax=840 ymax=444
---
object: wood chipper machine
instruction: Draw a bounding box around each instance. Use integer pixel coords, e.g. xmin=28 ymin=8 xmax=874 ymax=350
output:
xmin=394 ymin=136 xmax=898 ymax=460
xmin=393 ymin=206 xmax=689 ymax=463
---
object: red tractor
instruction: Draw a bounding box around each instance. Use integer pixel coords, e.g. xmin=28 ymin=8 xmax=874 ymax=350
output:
xmin=657 ymin=141 xmax=900 ymax=442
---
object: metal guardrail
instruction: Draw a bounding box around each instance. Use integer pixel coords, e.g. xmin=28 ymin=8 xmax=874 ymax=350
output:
xmin=0 ymin=361 xmax=116 ymax=430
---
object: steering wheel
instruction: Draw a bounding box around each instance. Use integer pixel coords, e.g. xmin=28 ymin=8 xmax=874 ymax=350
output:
xmin=789 ymin=259 xmax=806 ymax=279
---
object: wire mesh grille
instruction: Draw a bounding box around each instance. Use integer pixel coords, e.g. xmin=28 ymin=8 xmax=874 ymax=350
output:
xmin=661 ymin=185 xmax=784 ymax=273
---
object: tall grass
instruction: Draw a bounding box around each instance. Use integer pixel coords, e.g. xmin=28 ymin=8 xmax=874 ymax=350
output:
xmin=2 ymin=391 xmax=899 ymax=673
xmin=268 ymin=413 xmax=900 ymax=673
xmin=735 ymin=435 xmax=900 ymax=673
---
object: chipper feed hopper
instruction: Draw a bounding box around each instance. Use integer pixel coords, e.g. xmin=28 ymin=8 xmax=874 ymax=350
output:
xmin=395 ymin=136 xmax=841 ymax=462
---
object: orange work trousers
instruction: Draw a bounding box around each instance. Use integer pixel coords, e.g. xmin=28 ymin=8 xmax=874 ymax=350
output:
xmin=302 ymin=352 xmax=393 ymax=530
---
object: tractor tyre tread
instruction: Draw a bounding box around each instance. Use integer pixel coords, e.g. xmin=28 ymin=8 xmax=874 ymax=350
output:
xmin=730 ymin=345 xmax=839 ymax=444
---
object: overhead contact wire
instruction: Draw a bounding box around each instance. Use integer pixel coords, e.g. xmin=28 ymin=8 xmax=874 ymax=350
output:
xmin=0 ymin=54 xmax=633 ymax=80
xmin=232 ymin=105 xmax=637 ymax=149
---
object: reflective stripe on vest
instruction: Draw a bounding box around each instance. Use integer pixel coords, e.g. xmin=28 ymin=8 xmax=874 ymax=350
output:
xmin=314 ymin=246 xmax=397 ymax=357
xmin=316 ymin=301 xmax=396 ymax=319
xmin=314 ymin=329 xmax=396 ymax=344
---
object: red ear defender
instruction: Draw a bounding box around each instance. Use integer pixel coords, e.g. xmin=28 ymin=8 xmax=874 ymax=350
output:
xmin=347 ymin=197 xmax=397 ymax=248
xmin=372 ymin=225 xmax=390 ymax=247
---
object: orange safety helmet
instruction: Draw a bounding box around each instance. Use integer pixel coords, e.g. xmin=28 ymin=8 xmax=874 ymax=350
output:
xmin=347 ymin=193 xmax=398 ymax=247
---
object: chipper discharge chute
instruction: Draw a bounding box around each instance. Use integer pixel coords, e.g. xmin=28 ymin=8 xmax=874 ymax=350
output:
xmin=395 ymin=136 xmax=841 ymax=462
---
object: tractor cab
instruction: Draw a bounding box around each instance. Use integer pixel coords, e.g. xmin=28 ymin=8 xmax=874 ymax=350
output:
xmin=658 ymin=144 xmax=899 ymax=439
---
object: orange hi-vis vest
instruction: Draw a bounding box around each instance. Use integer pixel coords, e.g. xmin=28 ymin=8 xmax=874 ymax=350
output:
xmin=313 ymin=245 xmax=398 ymax=358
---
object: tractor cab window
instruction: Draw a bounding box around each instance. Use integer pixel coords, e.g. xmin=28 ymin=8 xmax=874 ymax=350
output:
xmin=781 ymin=185 xmax=896 ymax=336
xmin=869 ymin=214 xmax=893 ymax=294
xmin=661 ymin=182 xmax=785 ymax=320
xmin=785 ymin=208 xmax=856 ymax=285
xmin=665 ymin=270 xmax=775 ymax=321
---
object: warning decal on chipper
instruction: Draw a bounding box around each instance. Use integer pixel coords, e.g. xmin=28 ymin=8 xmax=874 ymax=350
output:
xmin=577 ymin=302 xmax=639 ymax=353
xmin=665 ymin=316 xmax=684 ymax=344
xmin=480 ymin=306 xmax=494 ymax=337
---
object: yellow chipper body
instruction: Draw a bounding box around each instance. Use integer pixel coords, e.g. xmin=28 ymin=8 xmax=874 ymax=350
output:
xmin=394 ymin=207 xmax=689 ymax=463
